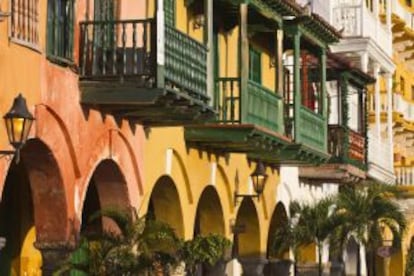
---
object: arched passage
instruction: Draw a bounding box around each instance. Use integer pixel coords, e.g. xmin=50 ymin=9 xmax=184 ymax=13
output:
xmin=194 ymin=185 xmax=225 ymax=236
xmin=81 ymin=159 xmax=131 ymax=234
xmin=0 ymin=139 xmax=68 ymax=275
xmin=267 ymin=202 xmax=288 ymax=258
xmin=264 ymin=202 xmax=291 ymax=276
xmin=235 ymin=198 xmax=261 ymax=258
xmin=147 ymin=176 xmax=184 ymax=238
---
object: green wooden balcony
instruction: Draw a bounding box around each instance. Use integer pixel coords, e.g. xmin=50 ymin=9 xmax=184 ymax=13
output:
xmin=185 ymin=78 xmax=290 ymax=164
xmin=79 ymin=19 xmax=213 ymax=125
xmin=299 ymin=125 xmax=367 ymax=183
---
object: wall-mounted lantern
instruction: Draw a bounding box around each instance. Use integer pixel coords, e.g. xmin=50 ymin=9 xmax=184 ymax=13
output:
xmin=234 ymin=161 xmax=268 ymax=206
xmin=1 ymin=94 xmax=35 ymax=162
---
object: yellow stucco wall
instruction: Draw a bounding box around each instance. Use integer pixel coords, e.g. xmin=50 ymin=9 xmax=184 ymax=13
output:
xmin=142 ymin=126 xmax=281 ymax=256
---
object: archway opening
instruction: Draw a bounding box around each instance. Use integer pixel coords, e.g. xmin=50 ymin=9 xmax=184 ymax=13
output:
xmin=0 ymin=139 xmax=67 ymax=275
xmin=234 ymin=198 xmax=260 ymax=258
xmin=264 ymin=202 xmax=290 ymax=276
xmin=0 ymin=160 xmax=40 ymax=275
xmin=81 ymin=159 xmax=131 ymax=234
xmin=194 ymin=185 xmax=225 ymax=237
xmin=147 ymin=176 xmax=184 ymax=238
xmin=267 ymin=202 xmax=288 ymax=259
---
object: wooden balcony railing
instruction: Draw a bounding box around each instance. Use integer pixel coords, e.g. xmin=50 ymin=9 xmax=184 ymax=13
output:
xmin=296 ymin=107 xmax=327 ymax=153
xmin=328 ymin=125 xmax=366 ymax=167
xmin=79 ymin=19 xmax=207 ymax=99
xmin=80 ymin=19 xmax=156 ymax=79
xmin=165 ymin=25 xmax=207 ymax=98
xmin=215 ymin=77 xmax=241 ymax=124
xmin=214 ymin=78 xmax=283 ymax=133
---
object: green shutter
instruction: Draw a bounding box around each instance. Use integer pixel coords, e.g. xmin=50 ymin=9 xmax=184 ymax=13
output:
xmin=164 ymin=0 xmax=175 ymax=26
xmin=46 ymin=0 xmax=74 ymax=62
xmin=46 ymin=0 xmax=55 ymax=56
xmin=249 ymin=47 xmax=261 ymax=84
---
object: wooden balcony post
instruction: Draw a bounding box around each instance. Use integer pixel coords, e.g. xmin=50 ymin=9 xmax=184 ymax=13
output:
xmin=205 ymin=0 xmax=214 ymax=102
xmin=320 ymin=47 xmax=327 ymax=118
xmin=156 ymin=0 xmax=165 ymax=88
xmin=292 ymin=28 xmax=301 ymax=140
xmin=239 ymin=2 xmax=249 ymax=123
xmin=276 ymin=29 xmax=284 ymax=95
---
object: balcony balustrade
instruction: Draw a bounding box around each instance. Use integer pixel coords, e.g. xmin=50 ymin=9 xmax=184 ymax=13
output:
xmin=215 ymin=78 xmax=283 ymax=134
xmin=328 ymin=125 xmax=366 ymax=168
xmin=332 ymin=3 xmax=392 ymax=55
xmin=79 ymin=19 xmax=212 ymax=125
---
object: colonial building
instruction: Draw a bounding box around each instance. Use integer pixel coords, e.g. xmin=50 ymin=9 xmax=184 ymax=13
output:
xmin=0 ymin=0 xmax=376 ymax=276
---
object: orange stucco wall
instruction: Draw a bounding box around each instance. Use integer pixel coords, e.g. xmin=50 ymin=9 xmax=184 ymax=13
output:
xmin=0 ymin=0 xmax=145 ymax=247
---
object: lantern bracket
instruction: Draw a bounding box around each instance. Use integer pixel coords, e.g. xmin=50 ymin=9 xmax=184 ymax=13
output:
xmin=234 ymin=191 xmax=260 ymax=207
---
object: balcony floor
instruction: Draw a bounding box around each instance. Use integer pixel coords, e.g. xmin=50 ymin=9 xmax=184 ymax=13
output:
xmin=80 ymin=81 xmax=215 ymax=126
xmin=299 ymin=163 xmax=366 ymax=184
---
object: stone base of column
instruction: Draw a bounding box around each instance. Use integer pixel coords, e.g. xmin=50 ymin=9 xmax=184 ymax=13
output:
xmin=35 ymin=242 xmax=75 ymax=276
xmin=238 ymin=256 xmax=268 ymax=276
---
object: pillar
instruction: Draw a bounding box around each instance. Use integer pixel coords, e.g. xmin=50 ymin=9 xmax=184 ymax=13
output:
xmin=239 ymin=2 xmax=249 ymax=122
xmin=36 ymin=242 xmax=74 ymax=276
xmin=373 ymin=63 xmax=381 ymax=139
xmin=293 ymin=29 xmax=301 ymax=140
xmin=276 ymin=29 xmax=284 ymax=94
xmin=205 ymin=0 xmax=214 ymax=101
xmin=156 ymin=0 xmax=165 ymax=88
xmin=385 ymin=72 xmax=394 ymax=173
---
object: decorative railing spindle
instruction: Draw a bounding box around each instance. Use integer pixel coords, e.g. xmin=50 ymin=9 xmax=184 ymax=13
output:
xmin=112 ymin=22 xmax=117 ymax=75
xmin=122 ymin=22 xmax=127 ymax=76
xmin=132 ymin=22 xmax=137 ymax=75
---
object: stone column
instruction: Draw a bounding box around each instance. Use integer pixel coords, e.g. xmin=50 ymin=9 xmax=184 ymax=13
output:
xmin=385 ymin=0 xmax=391 ymax=29
xmin=36 ymin=242 xmax=74 ymax=276
xmin=373 ymin=63 xmax=381 ymax=139
xmin=385 ymin=72 xmax=394 ymax=174
xmin=239 ymin=257 xmax=268 ymax=276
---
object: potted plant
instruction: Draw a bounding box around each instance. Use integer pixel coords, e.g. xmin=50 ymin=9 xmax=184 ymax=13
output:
xmin=179 ymin=233 xmax=231 ymax=276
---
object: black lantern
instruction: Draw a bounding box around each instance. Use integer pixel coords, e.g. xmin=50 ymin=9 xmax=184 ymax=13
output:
xmin=0 ymin=94 xmax=34 ymax=160
xmin=250 ymin=161 xmax=268 ymax=195
xmin=234 ymin=161 xmax=268 ymax=206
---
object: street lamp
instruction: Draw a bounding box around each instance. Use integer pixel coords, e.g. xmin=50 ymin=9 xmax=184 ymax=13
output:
xmin=1 ymin=94 xmax=34 ymax=162
xmin=234 ymin=161 xmax=268 ymax=206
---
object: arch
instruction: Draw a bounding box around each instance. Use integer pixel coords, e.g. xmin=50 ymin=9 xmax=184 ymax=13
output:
xmin=147 ymin=175 xmax=184 ymax=238
xmin=20 ymin=139 xmax=69 ymax=243
xmin=171 ymin=149 xmax=193 ymax=204
xmin=235 ymin=198 xmax=261 ymax=258
xmin=35 ymin=104 xmax=81 ymax=178
xmin=0 ymin=138 xmax=68 ymax=274
xmin=194 ymin=185 xmax=225 ymax=236
xmin=80 ymin=159 xmax=132 ymax=233
xmin=267 ymin=202 xmax=289 ymax=258
xmin=216 ymin=164 xmax=234 ymax=214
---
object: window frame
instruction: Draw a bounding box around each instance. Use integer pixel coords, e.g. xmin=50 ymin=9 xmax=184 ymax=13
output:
xmin=47 ymin=0 xmax=75 ymax=65
xmin=10 ymin=0 xmax=40 ymax=51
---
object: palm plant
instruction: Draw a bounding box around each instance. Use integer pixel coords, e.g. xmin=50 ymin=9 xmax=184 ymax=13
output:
xmin=334 ymin=183 xmax=407 ymax=276
xmin=54 ymin=208 xmax=182 ymax=275
xmin=272 ymin=198 xmax=338 ymax=276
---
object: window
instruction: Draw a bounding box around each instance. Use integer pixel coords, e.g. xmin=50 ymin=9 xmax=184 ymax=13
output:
xmin=249 ymin=47 xmax=261 ymax=83
xmin=11 ymin=0 xmax=39 ymax=47
xmin=47 ymin=0 xmax=74 ymax=63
